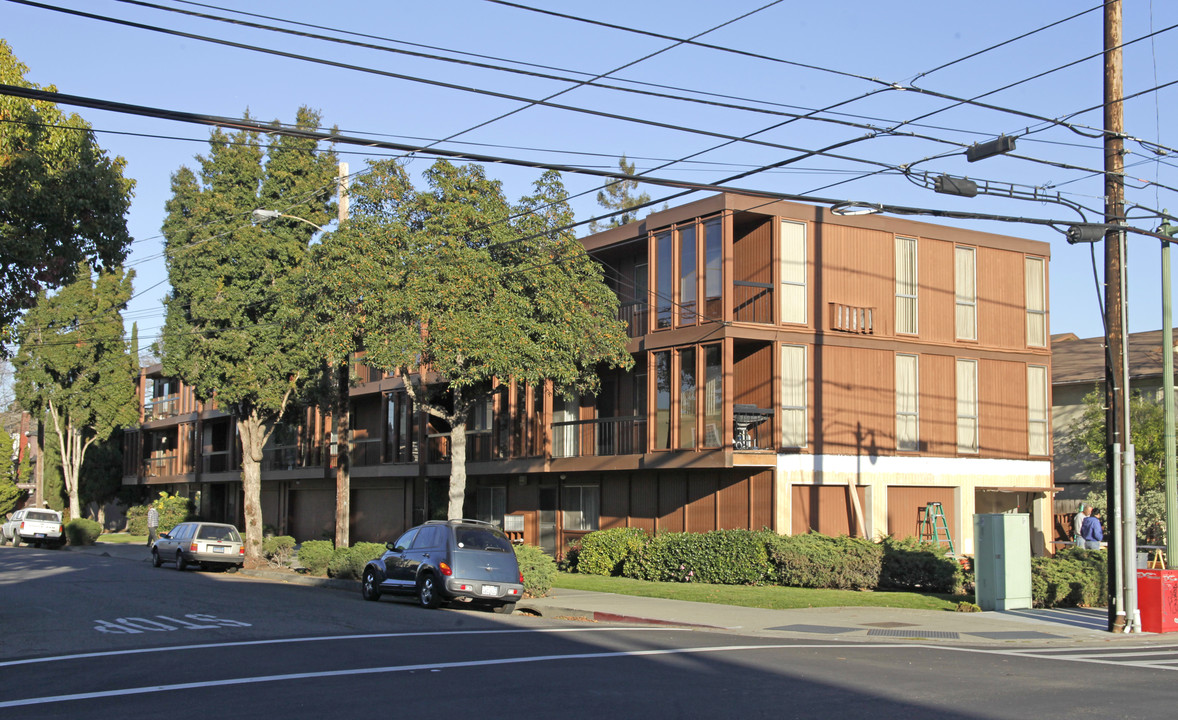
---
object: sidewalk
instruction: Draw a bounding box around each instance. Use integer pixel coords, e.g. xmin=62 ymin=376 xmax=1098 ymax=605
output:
xmin=74 ymin=541 xmax=1174 ymax=647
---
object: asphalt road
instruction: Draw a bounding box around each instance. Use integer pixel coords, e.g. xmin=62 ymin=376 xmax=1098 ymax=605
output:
xmin=3 ymin=545 xmax=1178 ymax=719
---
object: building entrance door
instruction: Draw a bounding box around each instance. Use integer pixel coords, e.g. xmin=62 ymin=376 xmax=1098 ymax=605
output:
xmin=539 ymin=486 xmax=557 ymax=556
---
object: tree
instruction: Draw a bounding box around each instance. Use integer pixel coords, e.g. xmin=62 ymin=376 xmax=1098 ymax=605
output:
xmin=12 ymin=264 xmax=138 ymax=518
xmin=587 ymin=155 xmax=651 ymax=233
xmin=0 ymin=41 xmax=134 ymax=349
xmin=342 ymin=160 xmax=632 ymax=518
xmin=1061 ymin=386 xmax=1167 ymax=490
xmin=161 ymin=108 xmax=337 ymax=566
xmin=0 ymin=425 xmax=24 ymax=517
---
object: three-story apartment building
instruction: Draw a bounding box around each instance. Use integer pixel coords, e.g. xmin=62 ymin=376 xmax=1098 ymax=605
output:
xmin=123 ymin=193 xmax=1053 ymax=556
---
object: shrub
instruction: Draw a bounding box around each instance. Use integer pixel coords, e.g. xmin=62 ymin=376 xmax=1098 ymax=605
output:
xmin=126 ymin=506 xmax=147 ymax=536
xmin=767 ymin=533 xmax=883 ymax=590
xmin=65 ymin=518 xmax=102 ymax=546
xmin=126 ymin=493 xmax=193 ymax=536
xmin=297 ymin=540 xmax=335 ymax=575
xmin=328 ymin=542 xmax=387 ymax=581
xmin=879 ymin=536 xmax=963 ymax=593
xmin=262 ymin=535 xmax=296 ymax=567
xmin=1031 ymin=547 xmax=1107 ymax=608
xmin=514 ymin=543 xmax=556 ymax=598
xmin=622 ymin=529 xmax=772 ymax=585
xmin=576 ymin=527 xmax=649 ymax=576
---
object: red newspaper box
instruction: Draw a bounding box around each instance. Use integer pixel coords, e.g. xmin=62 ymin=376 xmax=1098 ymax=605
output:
xmin=1136 ymin=569 xmax=1178 ymax=633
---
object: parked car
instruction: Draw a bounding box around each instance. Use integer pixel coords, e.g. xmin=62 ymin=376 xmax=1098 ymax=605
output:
xmin=361 ymin=519 xmax=524 ymax=613
xmin=152 ymin=521 xmax=244 ymax=571
xmin=1 ymin=508 xmax=65 ymax=548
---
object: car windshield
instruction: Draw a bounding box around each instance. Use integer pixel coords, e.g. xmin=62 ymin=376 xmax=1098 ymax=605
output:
xmin=25 ymin=511 xmax=59 ymax=522
xmin=454 ymin=527 xmax=512 ymax=552
xmin=197 ymin=525 xmax=240 ymax=542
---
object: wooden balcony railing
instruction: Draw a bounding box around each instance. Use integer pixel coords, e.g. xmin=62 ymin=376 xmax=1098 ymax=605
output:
xmin=734 ymin=281 xmax=773 ymax=324
xmin=144 ymin=396 xmax=180 ymax=421
xmin=618 ymin=300 xmax=649 ymax=338
xmin=829 ymin=302 xmax=874 ymax=334
xmin=142 ymin=454 xmax=189 ymax=478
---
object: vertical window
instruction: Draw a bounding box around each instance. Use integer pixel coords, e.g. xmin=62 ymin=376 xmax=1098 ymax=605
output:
xmin=679 ymin=224 xmax=697 ymax=325
xmin=654 ymin=352 xmax=671 ymax=450
xmin=1025 ymin=256 xmax=1046 ymax=347
xmin=781 ymin=345 xmax=807 ymax=448
xmin=562 ymin=485 xmax=600 ymax=531
xmin=476 ymin=486 xmax=506 ymax=527
xmin=655 ymin=231 xmax=673 ymax=329
xmin=895 ymin=236 xmax=918 ymax=335
xmin=678 ymin=348 xmax=696 ymax=449
xmin=895 ymin=354 xmax=919 ymax=452
xmin=781 ymin=220 xmax=807 ymax=324
xmin=1028 ymin=365 xmax=1048 ymax=456
xmin=956 ymin=359 xmax=979 ymax=453
xmin=553 ymin=393 xmax=579 ymax=458
xmin=955 ymin=246 xmax=977 ymax=341
xmin=633 ymin=261 xmax=648 ymax=336
xmin=704 ymin=218 xmax=722 ymax=320
xmin=703 ymin=345 xmax=722 ymax=447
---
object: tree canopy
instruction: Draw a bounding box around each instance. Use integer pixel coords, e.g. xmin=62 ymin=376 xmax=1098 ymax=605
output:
xmin=1061 ymin=386 xmax=1167 ymax=490
xmin=0 ymin=41 xmax=134 ymax=349
xmin=161 ymin=107 xmax=338 ymax=564
xmin=13 ymin=264 xmax=138 ymax=517
xmin=587 ymin=155 xmax=651 ymax=234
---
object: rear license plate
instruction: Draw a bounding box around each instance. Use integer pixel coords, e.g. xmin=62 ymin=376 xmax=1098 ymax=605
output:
xmin=480 ymin=585 xmax=499 ymax=596
xmin=212 ymin=546 xmax=225 ymax=553
xmin=34 ymin=533 xmax=45 ymax=538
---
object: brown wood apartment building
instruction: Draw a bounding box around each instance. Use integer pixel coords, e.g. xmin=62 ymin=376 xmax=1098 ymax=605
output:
xmin=122 ymin=193 xmax=1054 ymax=556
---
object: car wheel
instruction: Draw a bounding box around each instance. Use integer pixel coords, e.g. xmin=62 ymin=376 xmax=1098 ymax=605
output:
xmin=176 ymin=551 xmax=188 ymax=571
xmin=152 ymin=549 xmax=162 ymax=568
xmin=417 ymin=573 xmax=440 ymax=609
xmin=11 ymin=535 xmax=20 ymax=548
xmin=493 ymin=602 xmax=517 ymax=615
xmin=361 ymin=569 xmax=382 ymax=601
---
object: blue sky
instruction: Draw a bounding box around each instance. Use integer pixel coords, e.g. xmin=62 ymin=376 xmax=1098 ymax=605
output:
xmin=3 ymin=0 xmax=1176 ymax=349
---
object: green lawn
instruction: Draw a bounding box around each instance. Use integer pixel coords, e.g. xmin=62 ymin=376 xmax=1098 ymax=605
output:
xmin=552 ymin=572 xmax=967 ymax=611
xmin=97 ymin=533 xmax=148 ymax=545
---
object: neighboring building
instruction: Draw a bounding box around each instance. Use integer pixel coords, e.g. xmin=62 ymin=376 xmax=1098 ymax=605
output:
xmin=1051 ymin=330 xmax=1175 ymax=504
xmin=122 ymin=193 xmax=1054 ymax=556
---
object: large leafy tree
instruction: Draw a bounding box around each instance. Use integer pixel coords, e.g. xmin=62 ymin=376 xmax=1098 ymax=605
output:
xmin=1061 ymin=386 xmax=1166 ymax=490
xmin=12 ymin=264 xmax=138 ymax=518
xmin=587 ymin=155 xmax=651 ymax=233
xmin=335 ymin=160 xmax=632 ymax=519
xmin=0 ymin=41 xmax=134 ymax=348
xmin=161 ymin=108 xmax=337 ymax=566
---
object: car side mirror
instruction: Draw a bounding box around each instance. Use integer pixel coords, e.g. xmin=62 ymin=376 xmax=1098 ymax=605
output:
xmin=160 ymin=532 xmax=171 ymax=539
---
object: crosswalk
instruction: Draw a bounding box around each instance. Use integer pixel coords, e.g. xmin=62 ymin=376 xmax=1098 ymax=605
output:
xmin=1005 ymin=646 xmax=1178 ymax=671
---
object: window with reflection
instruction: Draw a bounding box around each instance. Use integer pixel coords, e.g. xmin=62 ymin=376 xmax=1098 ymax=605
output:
xmin=678 ymin=348 xmax=696 ymax=449
xmin=656 ymin=231 xmax=673 ymax=329
xmin=704 ymin=218 xmax=722 ymax=320
xmin=655 ymin=351 xmax=671 ymax=449
xmin=679 ymin=224 xmax=697 ymax=325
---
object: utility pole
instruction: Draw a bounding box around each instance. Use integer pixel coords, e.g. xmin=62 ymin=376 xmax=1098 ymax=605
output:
xmin=334 ymin=161 xmax=352 ymax=549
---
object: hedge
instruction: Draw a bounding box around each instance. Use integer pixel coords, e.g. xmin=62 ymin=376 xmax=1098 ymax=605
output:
xmin=514 ymin=544 xmax=556 ymax=597
xmin=297 ymin=540 xmax=335 ymax=576
xmin=65 ymin=518 xmax=102 ymax=546
xmin=767 ymin=533 xmax=883 ymax=590
xmin=328 ymin=542 xmax=388 ymax=581
xmin=575 ymin=527 xmax=649 ymax=576
xmin=878 ymin=536 xmax=963 ymax=593
xmin=622 ymin=529 xmax=772 ymax=585
xmin=1032 ymin=547 xmax=1108 ymax=608
xmin=262 ymin=536 xmax=296 ymax=567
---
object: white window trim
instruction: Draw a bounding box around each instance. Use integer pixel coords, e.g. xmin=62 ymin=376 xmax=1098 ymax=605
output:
xmin=895 ymin=236 xmax=918 ymax=335
xmin=1025 ymin=256 xmax=1047 ymax=347
xmin=956 ymin=358 xmax=979 ymax=454
xmin=781 ymin=344 xmax=807 ymax=448
xmin=781 ymin=219 xmax=807 ymax=325
xmin=1027 ymin=364 xmax=1049 ymax=456
xmin=896 ymin=354 xmax=919 ymax=452
xmin=955 ymin=246 xmax=977 ymax=341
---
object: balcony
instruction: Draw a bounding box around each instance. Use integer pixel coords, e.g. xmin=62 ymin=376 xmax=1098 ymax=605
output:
xmin=144 ymin=396 xmax=180 ymax=422
xmin=618 ymin=300 xmax=649 ymax=338
xmin=734 ymin=281 xmax=772 ymax=324
xmin=142 ymin=454 xmax=188 ymax=478
xmin=829 ymin=302 xmax=874 ymax=334
xmin=201 ymin=451 xmax=234 ymax=474
xmin=427 ymin=429 xmax=495 ymax=464
xmin=552 ymin=416 xmax=647 ymax=458
xmin=351 ymin=437 xmax=383 ymax=466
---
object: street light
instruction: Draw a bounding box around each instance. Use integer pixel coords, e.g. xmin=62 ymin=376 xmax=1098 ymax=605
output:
xmin=251 ymin=208 xmax=325 ymax=230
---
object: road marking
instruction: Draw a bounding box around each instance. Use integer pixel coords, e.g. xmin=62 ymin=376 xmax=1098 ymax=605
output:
xmin=93 ymin=614 xmax=251 ymax=634
xmin=0 ymin=642 xmax=901 ymax=708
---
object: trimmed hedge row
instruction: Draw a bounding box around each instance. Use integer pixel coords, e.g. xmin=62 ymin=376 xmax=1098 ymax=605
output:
xmin=65 ymin=518 xmax=102 ymax=546
xmin=1032 ymin=547 xmax=1108 ymax=608
xmin=570 ymin=527 xmax=964 ymax=594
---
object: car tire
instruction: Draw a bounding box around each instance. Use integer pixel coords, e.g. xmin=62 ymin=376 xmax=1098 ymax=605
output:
xmin=152 ymin=549 xmax=162 ymax=568
xmin=176 ymin=551 xmax=188 ymax=571
xmin=417 ymin=573 xmax=441 ymax=609
xmin=361 ymin=569 xmax=382 ymax=601
xmin=492 ymin=602 xmax=517 ymax=615
xmin=11 ymin=535 xmax=20 ymax=548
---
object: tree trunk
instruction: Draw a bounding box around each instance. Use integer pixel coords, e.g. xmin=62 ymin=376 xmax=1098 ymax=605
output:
xmin=237 ymin=411 xmax=267 ymax=569
xmin=448 ymin=417 xmax=467 ymax=520
xmin=334 ymin=362 xmax=350 ymax=548
xmin=48 ymin=404 xmax=83 ymax=518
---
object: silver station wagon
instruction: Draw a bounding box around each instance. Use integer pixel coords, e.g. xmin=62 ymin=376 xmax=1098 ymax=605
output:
xmin=152 ymin=521 xmax=244 ymax=571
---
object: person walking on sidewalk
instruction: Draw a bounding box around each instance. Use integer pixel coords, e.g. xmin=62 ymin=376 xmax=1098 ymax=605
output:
xmin=146 ymin=504 xmax=160 ymax=546
xmin=1080 ymin=509 xmax=1104 ymax=550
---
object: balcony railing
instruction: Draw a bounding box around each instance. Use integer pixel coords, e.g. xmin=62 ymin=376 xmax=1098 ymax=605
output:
xmin=552 ymin=416 xmax=647 ymax=458
xmin=734 ymin=281 xmax=773 ymax=324
xmin=144 ymin=396 xmax=180 ymax=422
xmin=351 ymin=437 xmax=383 ymax=467
xmin=261 ymin=445 xmax=323 ymax=472
xmin=142 ymin=454 xmax=188 ymax=478
xmin=427 ymin=429 xmax=495 ymax=464
xmin=618 ymin=300 xmax=649 ymax=338
xmin=829 ymin=302 xmax=874 ymax=334
xmin=201 ymin=450 xmax=234 ymax=474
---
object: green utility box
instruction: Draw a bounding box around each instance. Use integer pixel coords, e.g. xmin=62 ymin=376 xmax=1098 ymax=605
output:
xmin=973 ymin=513 xmax=1032 ymax=611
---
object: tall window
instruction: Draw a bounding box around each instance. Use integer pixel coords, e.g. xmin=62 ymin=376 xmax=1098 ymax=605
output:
xmin=704 ymin=218 xmax=722 ymax=320
xmin=654 ymin=352 xmax=671 ymax=449
xmin=781 ymin=220 xmax=807 ymax=324
xmin=679 ymin=224 xmax=697 ymax=325
xmin=655 ymin=232 xmax=673 ymax=329
xmin=956 ymin=359 xmax=979 ymax=453
xmin=476 ymin=486 xmax=506 ymax=527
xmin=896 ymin=354 xmax=919 ymax=452
xmin=895 ymin=236 xmax=918 ymax=335
xmin=1025 ymin=256 xmax=1046 ymax=347
xmin=552 ymin=392 xmax=580 ymax=458
xmin=782 ymin=345 xmax=807 ymax=447
xmin=678 ymin=348 xmax=696 ymax=449
xmin=703 ymin=345 xmax=722 ymax=447
xmin=562 ymin=485 xmax=600 ymax=531
xmin=955 ymin=246 xmax=977 ymax=341
xmin=1027 ymin=365 xmax=1048 ymax=456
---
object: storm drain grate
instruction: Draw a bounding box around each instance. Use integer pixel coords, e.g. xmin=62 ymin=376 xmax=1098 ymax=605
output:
xmin=861 ymin=622 xmax=917 ymax=628
xmin=965 ymin=631 xmax=1065 ymax=640
xmin=867 ymin=629 xmax=960 ymax=640
xmin=768 ymin=624 xmax=858 ymax=634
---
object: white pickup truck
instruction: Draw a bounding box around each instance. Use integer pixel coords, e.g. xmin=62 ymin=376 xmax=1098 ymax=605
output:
xmin=1 ymin=508 xmax=65 ymax=548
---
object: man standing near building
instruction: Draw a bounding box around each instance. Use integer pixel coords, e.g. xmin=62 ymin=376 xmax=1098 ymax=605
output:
xmin=1081 ymin=508 xmax=1104 ymax=550
xmin=1073 ymin=504 xmax=1088 ymax=548
xmin=146 ymin=503 xmax=159 ymax=547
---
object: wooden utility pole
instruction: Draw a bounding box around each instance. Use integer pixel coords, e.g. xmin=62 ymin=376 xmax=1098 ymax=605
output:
xmin=334 ymin=161 xmax=352 ymax=549
xmin=1104 ymin=0 xmax=1127 ymax=632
